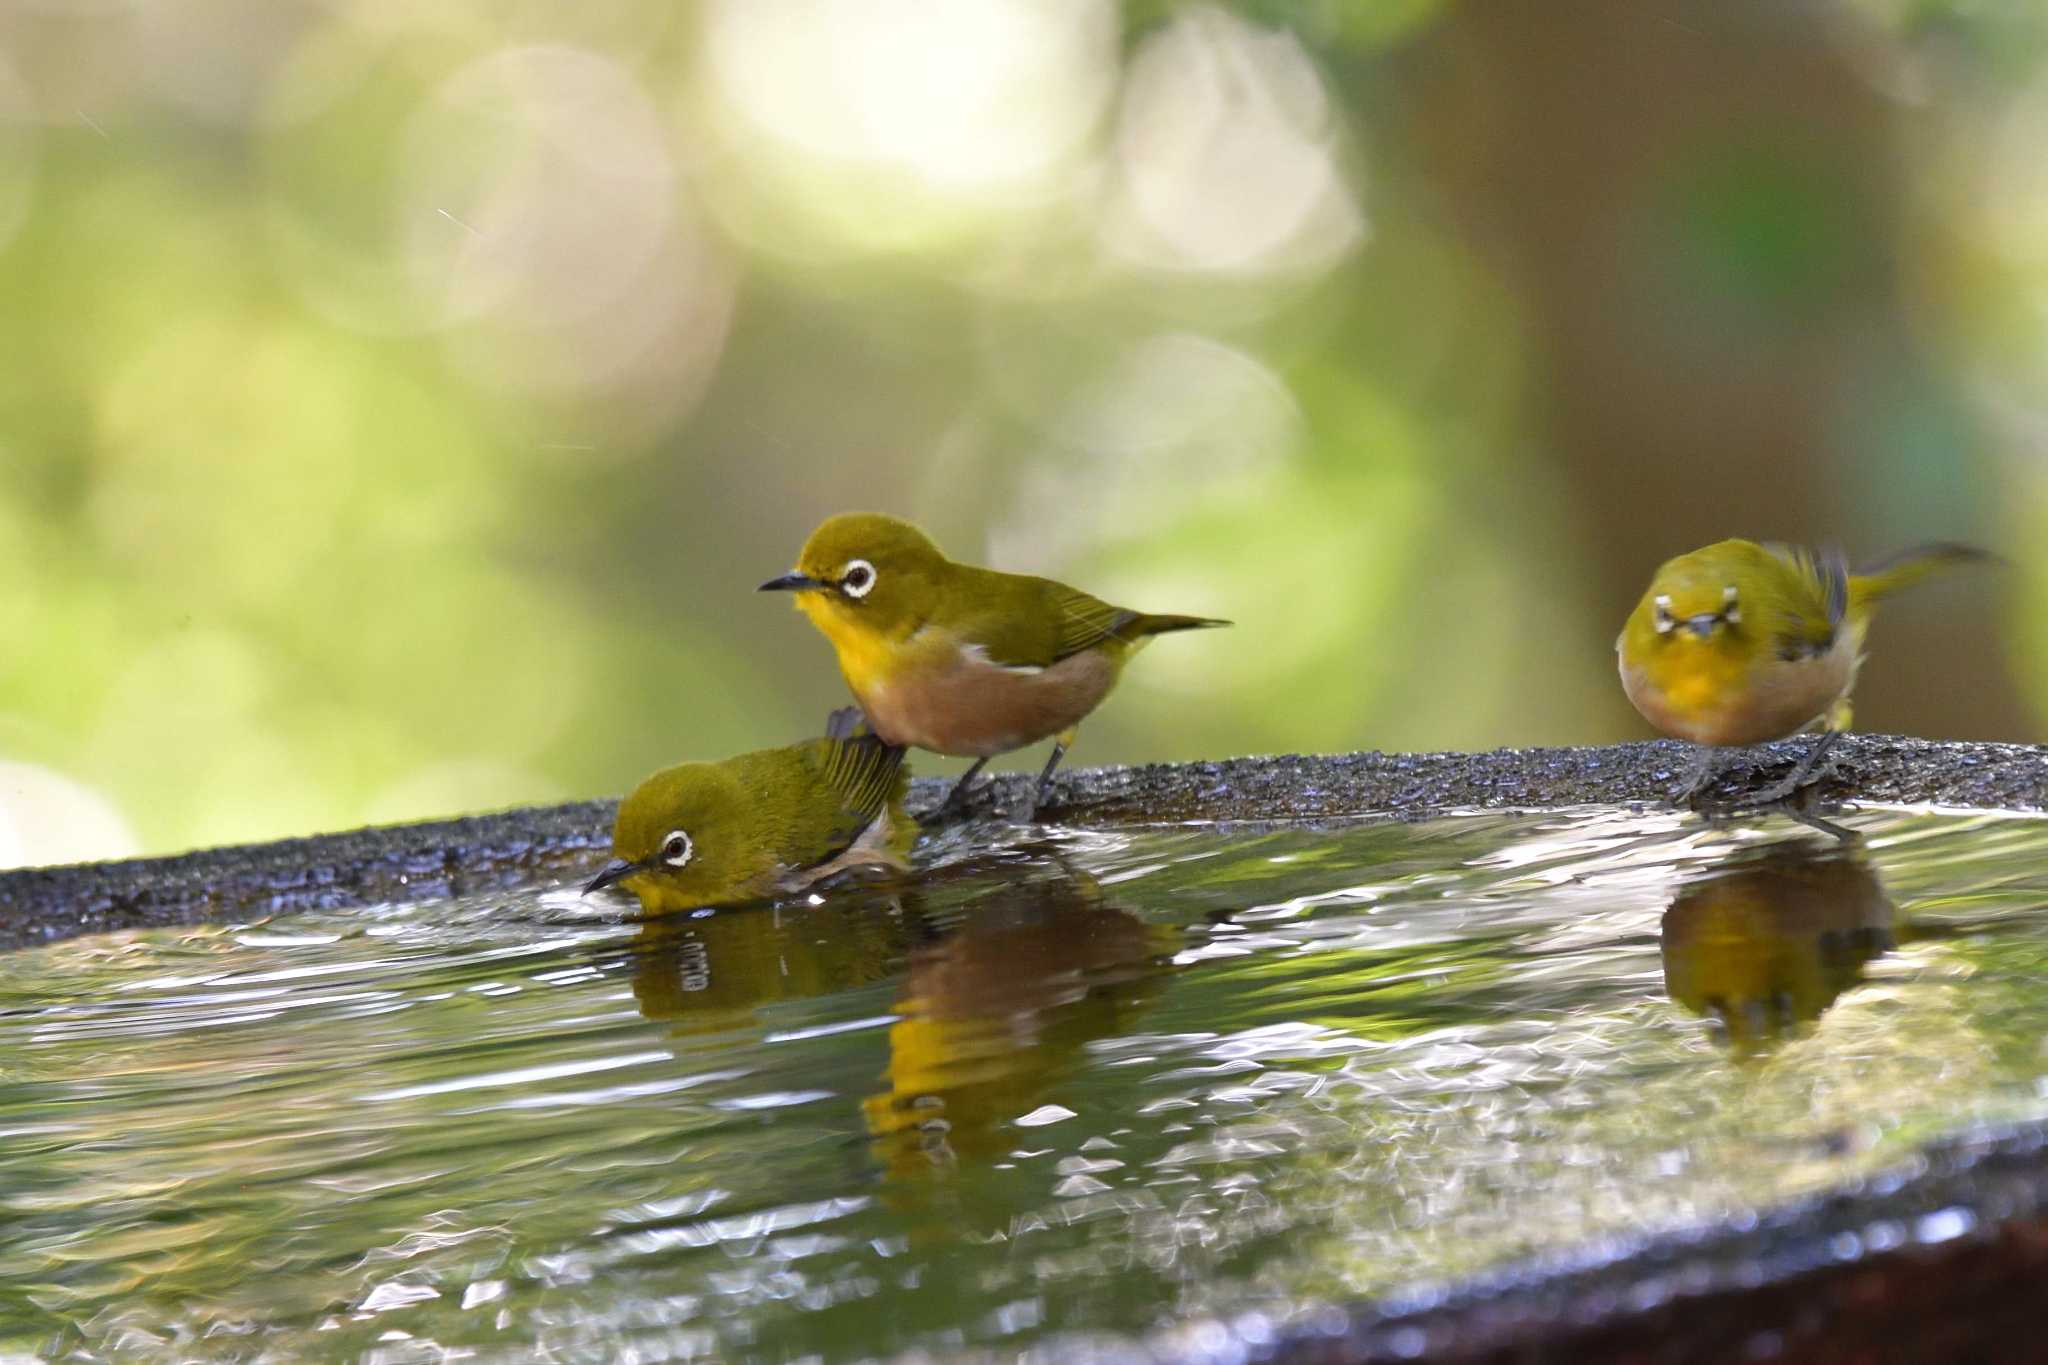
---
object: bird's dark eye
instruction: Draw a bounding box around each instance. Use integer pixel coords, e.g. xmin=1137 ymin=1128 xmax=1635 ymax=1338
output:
xmin=660 ymin=830 xmax=693 ymax=868
xmin=1652 ymin=594 xmax=1675 ymax=635
xmin=840 ymin=559 xmax=876 ymax=599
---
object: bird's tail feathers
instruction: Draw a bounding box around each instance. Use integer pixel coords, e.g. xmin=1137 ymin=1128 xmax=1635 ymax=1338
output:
xmin=818 ymin=707 xmax=909 ymax=815
xmin=1130 ymin=613 xmax=1232 ymax=638
xmin=822 ymin=705 xmax=906 ymax=781
xmin=1850 ymin=542 xmax=1995 ymax=609
xmin=823 ymin=705 xmax=874 ymax=742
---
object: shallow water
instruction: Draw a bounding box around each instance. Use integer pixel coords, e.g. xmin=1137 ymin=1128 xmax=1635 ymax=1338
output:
xmin=4 ymin=806 xmax=2048 ymax=1361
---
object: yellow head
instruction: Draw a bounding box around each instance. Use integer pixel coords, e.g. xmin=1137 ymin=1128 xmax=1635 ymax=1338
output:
xmin=759 ymin=513 xmax=950 ymax=644
xmin=1619 ymin=539 xmax=1771 ymax=662
xmin=586 ymin=762 xmax=762 ymax=914
xmin=1617 ymin=541 xmax=1791 ymax=730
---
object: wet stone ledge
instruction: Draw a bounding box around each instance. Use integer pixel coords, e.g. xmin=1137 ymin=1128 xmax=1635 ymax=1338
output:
xmin=0 ymin=734 xmax=2042 ymax=952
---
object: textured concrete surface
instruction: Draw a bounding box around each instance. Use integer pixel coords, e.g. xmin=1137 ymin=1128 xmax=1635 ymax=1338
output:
xmin=0 ymin=800 xmax=616 ymax=950
xmin=0 ymin=734 xmax=2040 ymax=951
xmin=1002 ymin=732 xmax=2048 ymax=824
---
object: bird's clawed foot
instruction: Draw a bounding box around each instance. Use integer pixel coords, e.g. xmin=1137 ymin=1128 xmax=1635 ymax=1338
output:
xmin=927 ymin=757 xmax=990 ymax=826
xmin=1678 ymin=733 xmax=1854 ymax=838
xmin=1748 ymin=730 xmax=1844 ymax=806
xmin=922 ymin=742 xmax=1072 ymax=826
xmin=1775 ymin=796 xmax=1858 ymax=843
xmin=1672 ymin=746 xmax=1726 ymax=807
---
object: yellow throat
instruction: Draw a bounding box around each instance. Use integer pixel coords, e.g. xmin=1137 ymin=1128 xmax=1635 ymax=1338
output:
xmin=1651 ymin=637 xmax=1753 ymax=720
xmin=795 ymin=592 xmax=913 ymax=697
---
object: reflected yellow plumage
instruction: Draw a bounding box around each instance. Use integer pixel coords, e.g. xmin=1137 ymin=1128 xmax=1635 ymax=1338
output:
xmin=1661 ymin=841 xmax=1895 ymax=1050
xmin=859 ymin=869 xmax=1179 ymax=1187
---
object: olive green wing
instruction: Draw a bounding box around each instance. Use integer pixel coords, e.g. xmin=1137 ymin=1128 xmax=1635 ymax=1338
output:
xmin=1762 ymin=543 xmax=1847 ymax=662
xmin=788 ymin=708 xmax=909 ymax=860
xmin=1044 ymin=582 xmax=1145 ymax=662
xmin=952 ymin=566 xmax=1229 ymax=668
xmin=1035 ymin=583 xmax=1228 ymax=661
xmin=947 ymin=568 xmax=1141 ymax=668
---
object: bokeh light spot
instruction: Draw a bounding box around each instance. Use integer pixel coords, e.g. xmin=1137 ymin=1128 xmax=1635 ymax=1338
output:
xmin=988 ymin=332 xmax=1301 ymax=572
xmin=1102 ymin=6 xmax=1364 ymax=275
xmin=0 ymin=761 xmax=137 ymax=870
xmin=696 ymin=0 xmax=1116 ymax=254
xmin=402 ymin=44 xmax=735 ymax=430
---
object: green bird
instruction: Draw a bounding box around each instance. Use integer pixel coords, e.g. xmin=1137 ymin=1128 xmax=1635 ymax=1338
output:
xmin=1617 ymin=538 xmax=1990 ymax=803
xmin=585 ymin=708 xmax=912 ymax=915
xmin=760 ymin=512 xmax=1229 ymax=819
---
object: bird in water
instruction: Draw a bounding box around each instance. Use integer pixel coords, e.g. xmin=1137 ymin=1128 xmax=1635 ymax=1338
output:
xmin=1617 ymin=538 xmax=1990 ymax=806
xmin=761 ymin=512 xmax=1228 ymax=820
xmin=585 ymin=707 xmax=911 ymax=915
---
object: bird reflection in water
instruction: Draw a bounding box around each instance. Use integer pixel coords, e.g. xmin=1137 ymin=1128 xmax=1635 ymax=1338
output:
xmin=621 ymin=854 xmax=1180 ymax=1177
xmin=1660 ymin=839 xmax=1896 ymax=1050
xmin=861 ymin=863 xmax=1180 ymax=1179
xmin=626 ymin=890 xmax=917 ymax=1031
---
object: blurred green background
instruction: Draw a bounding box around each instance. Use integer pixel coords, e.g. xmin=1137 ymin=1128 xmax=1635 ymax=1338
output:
xmin=0 ymin=0 xmax=2042 ymax=864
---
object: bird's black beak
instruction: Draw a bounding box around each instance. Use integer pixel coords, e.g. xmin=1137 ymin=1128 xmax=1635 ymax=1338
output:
xmin=584 ymin=858 xmax=640 ymax=895
xmin=759 ymin=573 xmax=825 ymax=593
xmin=1683 ymin=614 xmax=1723 ymax=637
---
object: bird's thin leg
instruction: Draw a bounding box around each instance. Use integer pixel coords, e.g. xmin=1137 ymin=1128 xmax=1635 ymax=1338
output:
xmin=1672 ymin=745 xmax=1725 ymax=806
xmin=933 ymin=757 xmax=990 ymax=821
xmin=1751 ymin=729 xmax=1845 ymax=806
xmin=1782 ymin=803 xmax=1858 ymax=844
xmin=1028 ymin=741 xmax=1069 ymax=822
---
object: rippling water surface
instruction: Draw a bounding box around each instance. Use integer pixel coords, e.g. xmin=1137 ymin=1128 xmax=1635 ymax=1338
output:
xmin=5 ymin=807 xmax=2048 ymax=1360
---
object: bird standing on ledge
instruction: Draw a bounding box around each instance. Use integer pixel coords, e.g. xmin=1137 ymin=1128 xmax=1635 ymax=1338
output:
xmin=585 ymin=708 xmax=911 ymax=915
xmin=1617 ymin=538 xmax=1991 ymax=805
xmin=762 ymin=513 xmax=1229 ymax=820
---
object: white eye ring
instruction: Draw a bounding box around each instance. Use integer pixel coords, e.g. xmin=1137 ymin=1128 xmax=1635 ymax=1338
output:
xmin=840 ymin=559 xmax=876 ymax=599
xmin=659 ymin=829 xmax=693 ymax=868
xmin=1652 ymin=594 xmax=1675 ymax=635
